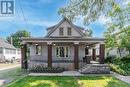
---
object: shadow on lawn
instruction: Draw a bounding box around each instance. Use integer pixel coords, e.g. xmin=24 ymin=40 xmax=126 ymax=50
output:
xmin=77 ymin=76 xmax=130 ymax=87
xmin=7 ymin=76 xmax=130 ymax=87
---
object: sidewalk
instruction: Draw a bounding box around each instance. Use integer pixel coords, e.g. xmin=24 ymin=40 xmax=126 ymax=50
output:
xmin=111 ymin=71 xmax=130 ymax=84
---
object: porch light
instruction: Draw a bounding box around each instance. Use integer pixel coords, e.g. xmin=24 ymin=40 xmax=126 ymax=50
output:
xmin=53 ymin=44 xmax=56 ymax=46
xmin=86 ymin=45 xmax=89 ymax=48
xmin=36 ymin=44 xmax=38 ymax=46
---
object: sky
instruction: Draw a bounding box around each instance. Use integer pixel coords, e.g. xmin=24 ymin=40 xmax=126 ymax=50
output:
xmin=0 ymin=0 xmax=106 ymax=38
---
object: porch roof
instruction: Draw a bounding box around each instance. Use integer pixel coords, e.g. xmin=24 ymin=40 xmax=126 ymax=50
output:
xmin=21 ymin=37 xmax=105 ymax=44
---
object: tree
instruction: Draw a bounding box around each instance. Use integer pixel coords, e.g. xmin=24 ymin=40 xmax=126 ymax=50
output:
xmin=59 ymin=0 xmax=115 ymax=25
xmin=59 ymin=0 xmax=130 ymax=55
xmin=7 ymin=30 xmax=31 ymax=48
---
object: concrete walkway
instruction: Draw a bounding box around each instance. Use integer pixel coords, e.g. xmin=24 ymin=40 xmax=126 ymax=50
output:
xmin=29 ymin=71 xmax=83 ymax=76
xmin=111 ymin=71 xmax=130 ymax=84
xmin=29 ymin=71 xmax=110 ymax=76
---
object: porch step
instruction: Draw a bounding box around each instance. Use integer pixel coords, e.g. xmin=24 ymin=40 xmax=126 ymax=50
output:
xmin=79 ymin=64 xmax=110 ymax=74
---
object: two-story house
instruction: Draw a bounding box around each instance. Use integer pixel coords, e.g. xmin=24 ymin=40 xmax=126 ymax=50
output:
xmin=21 ymin=17 xmax=105 ymax=70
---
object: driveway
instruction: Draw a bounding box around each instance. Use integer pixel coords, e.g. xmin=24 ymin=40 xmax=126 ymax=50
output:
xmin=0 ymin=63 xmax=20 ymax=71
xmin=0 ymin=63 xmax=21 ymax=87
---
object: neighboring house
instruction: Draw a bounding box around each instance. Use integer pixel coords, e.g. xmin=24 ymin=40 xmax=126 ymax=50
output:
xmin=108 ymin=30 xmax=129 ymax=57
xmin=21 ymin=17 xmax=105 ymax=70
xmin=0 ymin=38 xmax=21 ymax=62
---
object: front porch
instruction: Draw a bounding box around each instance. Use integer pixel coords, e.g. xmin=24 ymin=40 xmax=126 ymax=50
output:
xmin=21 ymin=38 xmax=105 ymax=71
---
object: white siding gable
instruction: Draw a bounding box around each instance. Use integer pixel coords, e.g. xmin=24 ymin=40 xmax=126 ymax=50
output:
xmin=50 ymin=21 xmax=82 ymax=37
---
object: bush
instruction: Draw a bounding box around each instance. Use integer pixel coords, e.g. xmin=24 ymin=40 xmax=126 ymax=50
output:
xmin=109 ymin=64 xmax=128 ymax=76
xmin=106 ymin=54 xmax=130 ymax=75
xmin=105 ymin=55 xmax=116 ymax=63
xmin=30 ymin=65 xmax=65 ymax=73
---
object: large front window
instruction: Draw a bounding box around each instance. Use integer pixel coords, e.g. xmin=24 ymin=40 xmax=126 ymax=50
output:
xmin=56 ymin=46 xmax=69 ymax=58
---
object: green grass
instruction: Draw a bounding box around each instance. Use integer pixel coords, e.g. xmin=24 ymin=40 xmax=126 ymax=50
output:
xmin=6 ymin=76 xmax=130 ymax=87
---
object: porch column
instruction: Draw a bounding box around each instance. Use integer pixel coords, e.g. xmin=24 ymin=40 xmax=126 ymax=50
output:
xmin=47 ymin=42 xmax=52 ymax=67
xmin=74 ymin=42 xmax=79 ymax=69
xmin=21 ymin=44 xmax=27 ymax=69
xmin=99 ymin=44 xmax=105 ymax=64
xmin=92 ymin=48 xmax=96 ymax=61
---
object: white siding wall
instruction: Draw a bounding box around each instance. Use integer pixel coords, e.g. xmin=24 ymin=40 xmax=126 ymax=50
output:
xmin=79 ymin=45 xmax=85 ymax=61
xmin=3 ymin=48 xmax=16 ymax=60
xmin=50 ymin=21 xmax=81 ymax=37
xmin=29 ymin=44 xmax=85 ymax=61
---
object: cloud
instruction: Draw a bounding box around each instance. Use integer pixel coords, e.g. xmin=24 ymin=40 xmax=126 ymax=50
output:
xmin=28 ymin=20 xmax=57 ymax=27
xmin=122 ymin=0 xmax=130 ymax=5
xmin=98 ymin=15 xmax=111 ymax=24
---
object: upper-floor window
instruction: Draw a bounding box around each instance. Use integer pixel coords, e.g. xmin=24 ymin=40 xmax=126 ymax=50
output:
xmin=67 ymin=27 xmax=71 ymax=35
xmin=59 ymin=27 xmax=63 ymax=36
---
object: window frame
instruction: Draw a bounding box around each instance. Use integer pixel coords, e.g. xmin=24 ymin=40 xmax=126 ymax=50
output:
xmin=56 ymin=46 xmax=69 ymax=58
xmin=36 ymin=45 xmax=42 ymax=55
xmin=59 ymin=27 xmax=64 ymax=36
xmin=67 ymin=27 xmax=72 ymax=36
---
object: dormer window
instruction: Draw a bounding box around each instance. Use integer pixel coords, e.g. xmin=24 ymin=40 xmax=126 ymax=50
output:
xmin=67 ymin=27 xmax=71 ymax=35
xmin=59 ymin=27 xmax=63 ymax=36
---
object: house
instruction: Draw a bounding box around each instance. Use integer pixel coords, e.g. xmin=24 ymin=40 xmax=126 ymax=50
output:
xmin=108 ymin=30 xmax=129 ymax=57
xmin=21 ymin=17 xmax=105 ymax=70
xmin=0 ymin=38 xmax=21 ymax=62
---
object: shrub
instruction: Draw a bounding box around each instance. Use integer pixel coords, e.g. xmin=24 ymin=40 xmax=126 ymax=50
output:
xmin=105 ymin=55 xmax=116 ymax=63
xmin=30 ymin=65 xmax=65 ymax=73
xmin=109 ymin=64 xmax=128 ymax=76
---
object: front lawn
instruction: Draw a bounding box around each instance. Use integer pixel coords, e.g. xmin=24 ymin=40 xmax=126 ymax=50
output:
xmin=7 ymin=76 xmax=130 ymax=87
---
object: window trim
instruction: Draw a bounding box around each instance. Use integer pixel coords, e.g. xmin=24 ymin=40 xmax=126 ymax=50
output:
xmin=59 ymin=27 xmax=64 ymax=36
xmin=35 ymin=45 xmax=42 ymax=55
xmin=67 ymin=27 xmax=71 ymax=36
xmin=56 ymin=46 xmax=69 ymax=58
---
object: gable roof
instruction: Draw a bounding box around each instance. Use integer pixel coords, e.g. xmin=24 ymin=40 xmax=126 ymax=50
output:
xmin=0 ymin=38 xmax=16 ymax=49
xmin=45 ymin=17 xmax=86 ymax=37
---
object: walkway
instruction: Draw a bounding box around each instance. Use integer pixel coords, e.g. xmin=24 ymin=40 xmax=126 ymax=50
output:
xmin=29 ymin=71 xmax=110 ymax=76
xmin=111 ymin=71 xmax=130 ymax=84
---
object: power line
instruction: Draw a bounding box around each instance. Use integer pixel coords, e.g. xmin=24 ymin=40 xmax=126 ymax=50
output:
xmin=18 ymin=0 xmax=29 ymax=30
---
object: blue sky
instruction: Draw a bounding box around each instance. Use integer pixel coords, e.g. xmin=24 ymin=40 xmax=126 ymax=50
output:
xmin=0 ymin=0 xmax=106 ymax=38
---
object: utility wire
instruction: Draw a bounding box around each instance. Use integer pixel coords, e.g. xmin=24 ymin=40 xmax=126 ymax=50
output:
xmin=18 ymin=0 xmax=29 ymax=30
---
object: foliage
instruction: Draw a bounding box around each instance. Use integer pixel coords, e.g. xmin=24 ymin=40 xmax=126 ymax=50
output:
xmin=7 ymin=76 xmax=130 ymax=87
xmin=59 ymin=0 xmax=115 ymax=25
xmin=59 ymin=0 xmax=130 ymax=55
xmin=109 ymin=64 xmax=128 ymax=75
xmin=104 ymin=55 xmax=116 ymax=63
xmin=30 ymin=65 xmax=65 ymax=73
xmin=6 ymin=30 xmax=30 ymax=48
xmin=106 ymin=54 xmax=130 ymax=75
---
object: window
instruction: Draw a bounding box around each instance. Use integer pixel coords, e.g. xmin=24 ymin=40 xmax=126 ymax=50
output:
xmin=59 ymin=27 xmax=63 ymax=36
xmin=67 ymin=27 xmax=71 ymax=35
xmin=56 ymin=46 xmax=69 ymax=58
xmin=36 ymin=45 xmax=42 ymax=55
